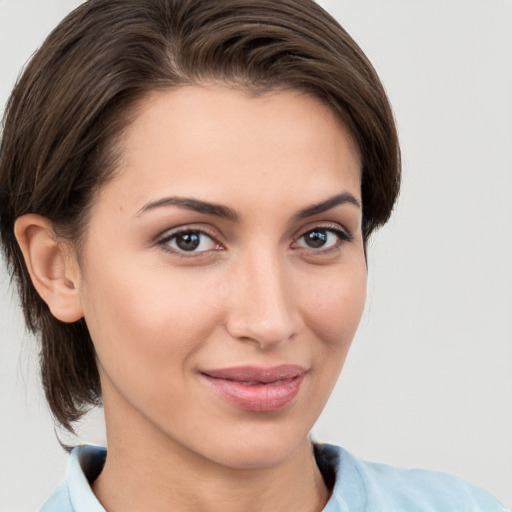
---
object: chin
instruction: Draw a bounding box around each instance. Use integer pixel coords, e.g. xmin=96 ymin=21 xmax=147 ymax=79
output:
xmin=197 ymin=424 xmax=312 ymax=471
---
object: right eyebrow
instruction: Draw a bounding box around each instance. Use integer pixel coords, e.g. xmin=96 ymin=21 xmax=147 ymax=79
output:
xmin=135 ymin=196 xmax=239 ymax=221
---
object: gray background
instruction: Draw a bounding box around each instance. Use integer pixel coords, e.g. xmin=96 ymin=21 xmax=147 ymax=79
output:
xmin=1 ymin=1 xmax=511 ymax=510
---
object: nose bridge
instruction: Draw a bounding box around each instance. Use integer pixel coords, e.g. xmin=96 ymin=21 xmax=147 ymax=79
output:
xmin=226 ymin=246 xmax=298 ymax=347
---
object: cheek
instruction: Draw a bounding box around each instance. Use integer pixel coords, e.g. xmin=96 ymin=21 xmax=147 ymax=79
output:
xmin=79 ymin=255 xmax=224 ymax=381
xmin=301 ymin=261 xmax=367 ymax=348
xmin=293 ymin=258 xmax=367 ymax=420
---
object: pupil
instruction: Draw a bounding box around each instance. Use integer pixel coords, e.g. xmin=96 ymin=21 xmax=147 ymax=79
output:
xmin=176 ymin=232 xmax=200 ymax=251
xmin=306 ymin=229 xmax=327 ymax=248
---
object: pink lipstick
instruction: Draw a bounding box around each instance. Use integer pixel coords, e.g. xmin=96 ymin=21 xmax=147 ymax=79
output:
xmin=200 ymin=365 xmax=306 ymax=412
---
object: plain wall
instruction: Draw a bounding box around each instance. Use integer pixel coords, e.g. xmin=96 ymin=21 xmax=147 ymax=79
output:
xmin=1 ymin=1 xmax=511 ymax=510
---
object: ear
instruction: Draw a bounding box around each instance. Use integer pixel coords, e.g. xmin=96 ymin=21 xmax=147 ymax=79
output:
xmin=14 ymin=214 xmax=84 ymax=323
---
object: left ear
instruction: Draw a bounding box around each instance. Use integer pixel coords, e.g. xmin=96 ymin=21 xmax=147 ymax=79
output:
xmin=14 ymin=214 xmax=84 ymax=323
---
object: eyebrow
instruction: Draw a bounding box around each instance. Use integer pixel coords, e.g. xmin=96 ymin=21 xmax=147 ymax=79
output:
xmin=294 ymin=192 xmax=361 ymax=219
xmin=136 ymin=192 xmax=360 ymax=220
xmin=136 ymin=197 xmax=238 ymax=220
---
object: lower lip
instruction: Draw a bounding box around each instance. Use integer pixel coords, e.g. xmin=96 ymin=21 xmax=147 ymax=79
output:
xmin=201 ymin=373 xmax=305 ymax=412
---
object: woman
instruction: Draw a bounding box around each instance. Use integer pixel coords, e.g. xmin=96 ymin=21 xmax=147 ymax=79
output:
xmin=0 ymin=0 xmax=508 ymax=510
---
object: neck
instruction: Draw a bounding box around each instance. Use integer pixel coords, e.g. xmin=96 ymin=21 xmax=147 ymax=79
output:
xmin=93 ymin=434 xmax=329 ymax=512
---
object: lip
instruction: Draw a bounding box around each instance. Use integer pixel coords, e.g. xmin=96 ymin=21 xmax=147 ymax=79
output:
xmin=200 ymin=365 xmax=307 ymax=412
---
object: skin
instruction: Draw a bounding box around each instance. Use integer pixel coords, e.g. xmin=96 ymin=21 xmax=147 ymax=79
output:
xmin=16 ymin=86 xmax=367 ymax=512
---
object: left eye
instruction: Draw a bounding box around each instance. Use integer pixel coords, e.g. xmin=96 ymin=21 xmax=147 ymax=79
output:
xmin=295 ymin=228 xmax=344 ymax=249
xmin=162 ymin=230 xmax=219 ymax=253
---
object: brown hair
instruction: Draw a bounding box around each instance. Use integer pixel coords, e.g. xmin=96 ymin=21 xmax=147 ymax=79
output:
xmin=0 ymin=0 xmax=400 ymax=432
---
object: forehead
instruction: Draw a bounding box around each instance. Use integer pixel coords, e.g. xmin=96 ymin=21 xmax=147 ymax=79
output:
xmin=94 ymin=85 xmax=362 ymax=218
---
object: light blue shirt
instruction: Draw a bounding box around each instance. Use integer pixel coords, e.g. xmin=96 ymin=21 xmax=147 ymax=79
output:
xmin=40 ymin=444 xmax=508 ymax=511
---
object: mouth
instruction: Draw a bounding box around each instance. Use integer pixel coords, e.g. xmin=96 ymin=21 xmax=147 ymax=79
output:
xmin=199 ymin=365 xmax=307 ymax=412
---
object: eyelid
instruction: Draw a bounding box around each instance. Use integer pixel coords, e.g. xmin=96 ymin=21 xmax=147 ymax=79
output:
xmin=155 ymin=222 xmax=222 ymax=242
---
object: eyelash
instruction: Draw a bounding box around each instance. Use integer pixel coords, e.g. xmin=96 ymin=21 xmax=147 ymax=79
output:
xmin=156 ymin=223 xmax=353 ymax=258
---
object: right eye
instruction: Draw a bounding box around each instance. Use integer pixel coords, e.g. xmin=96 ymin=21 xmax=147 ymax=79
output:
xmin=158 ymin=229 xmax=222 ymax=255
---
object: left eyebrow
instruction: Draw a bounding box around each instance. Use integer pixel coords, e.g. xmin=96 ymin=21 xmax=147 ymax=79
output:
xmin=294 ymin=192 xmax=361 ymax=220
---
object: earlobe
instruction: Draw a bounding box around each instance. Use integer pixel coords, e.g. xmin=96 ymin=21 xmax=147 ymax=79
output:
xmin=14 ymin=214 xmax=84 ymax=323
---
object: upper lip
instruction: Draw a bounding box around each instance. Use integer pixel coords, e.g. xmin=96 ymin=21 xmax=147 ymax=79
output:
xmin=201 ymin=364 xmax=306 ymax=383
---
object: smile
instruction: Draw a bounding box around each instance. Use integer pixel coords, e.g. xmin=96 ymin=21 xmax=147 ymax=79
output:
xmin=200 ymin=365 xmax=307 ymax=412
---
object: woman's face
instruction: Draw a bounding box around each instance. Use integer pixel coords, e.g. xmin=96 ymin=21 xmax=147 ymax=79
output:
xmin=77 ymin=86 xmax=366 ymax=468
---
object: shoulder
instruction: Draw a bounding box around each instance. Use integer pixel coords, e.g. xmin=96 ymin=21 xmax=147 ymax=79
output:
xmin=316 ymin=444 xmax=509 ymax=512
xmin=39 ymin=445 xmax=106 ymax=512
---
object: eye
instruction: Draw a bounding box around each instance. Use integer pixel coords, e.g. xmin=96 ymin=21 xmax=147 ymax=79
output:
xmin=294 ymin=226 xmax=351 ymax=250
xmin=159 ymin=229 xmax=221 ymax=254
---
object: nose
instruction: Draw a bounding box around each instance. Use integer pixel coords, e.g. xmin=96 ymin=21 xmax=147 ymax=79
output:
xmin=225 ymin=251 xmax=300 ymax=349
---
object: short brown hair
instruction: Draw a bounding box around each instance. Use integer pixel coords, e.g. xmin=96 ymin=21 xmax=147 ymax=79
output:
xmin=0 ymin=0 xmax=400 ymax=432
